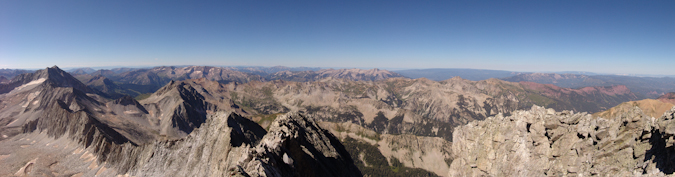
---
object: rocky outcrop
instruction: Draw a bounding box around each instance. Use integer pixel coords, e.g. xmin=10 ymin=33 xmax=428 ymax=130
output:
xmin=238 ymin=112 xmax=361 ymax=177
xmin=449 ymin=105 xmax=675 ymax=176
xmin=104 ymin=112 xmax=267 ymax=176
xmin=2 ymin=108 xmax=360 ymax=176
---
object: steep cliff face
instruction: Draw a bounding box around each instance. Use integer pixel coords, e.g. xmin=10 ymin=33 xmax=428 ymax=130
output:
xmin=449 ymin=105 xmax=675 ymax=176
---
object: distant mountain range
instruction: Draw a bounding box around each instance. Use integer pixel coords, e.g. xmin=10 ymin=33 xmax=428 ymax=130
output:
xmin=503 ymin=73 xmax=675 ymax=99
xmin=394 ymin=68 xmax=527 ymax=81
xmin=0 ymin=69 xmax=32 ymax=79
xmin=68 ymin=66 xmax=404 ymax=99
xmin=3 ymin=66 xmax=672 ymax=101
xmin=2 ymin=66 xmax=674 ymax=176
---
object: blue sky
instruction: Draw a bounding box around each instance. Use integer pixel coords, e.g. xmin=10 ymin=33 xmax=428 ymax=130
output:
xmin=1 ymin=1 xmax=673 ymax=75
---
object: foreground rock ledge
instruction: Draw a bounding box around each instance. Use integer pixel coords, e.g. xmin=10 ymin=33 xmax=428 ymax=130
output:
xmin=449 ymin=105 xmax=675 ymax=176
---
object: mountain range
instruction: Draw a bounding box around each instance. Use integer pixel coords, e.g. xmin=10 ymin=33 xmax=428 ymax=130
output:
xmin=0 ymin=66 xmax=361 ymax=176
xmin=503 ymin=73 xmax=675 ymax=99
xmin=394 ymin=68 xmax=526 ymax=81
xmin=2 ymin=66 xmax=675 ymax=176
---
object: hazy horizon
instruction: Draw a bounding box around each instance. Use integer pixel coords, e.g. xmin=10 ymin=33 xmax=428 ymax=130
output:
xmin=1 ymin=1 xmax=673 ymax=75
xmin=4 ymin=64 xmax=675 ymax=78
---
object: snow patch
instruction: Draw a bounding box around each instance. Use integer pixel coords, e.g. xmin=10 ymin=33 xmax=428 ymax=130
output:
xmin=11 ymin=78 xmax=46 ymax=93
xmin=124 ymin=110 xmax=140 ymax=114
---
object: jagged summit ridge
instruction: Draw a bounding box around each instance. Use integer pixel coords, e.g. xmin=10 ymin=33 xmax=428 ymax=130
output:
xmin=238 ymin=112 xmax=362 ymax=177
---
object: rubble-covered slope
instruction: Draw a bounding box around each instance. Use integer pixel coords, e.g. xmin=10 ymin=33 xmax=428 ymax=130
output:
xmin=449 ymin=105 xmax=675 ymax=176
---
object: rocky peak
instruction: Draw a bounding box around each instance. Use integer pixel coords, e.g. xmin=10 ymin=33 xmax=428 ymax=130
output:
xmin=140 ymin=80 xmax=215 ymax=138
xmin=0 ymin=66 xmax=96 ymax=95
xmin=238 ymin=112 xmax=362 ymax=177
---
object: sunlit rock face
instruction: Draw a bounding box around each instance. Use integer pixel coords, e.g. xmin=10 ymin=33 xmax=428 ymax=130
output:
xmin=449 ymin=105 xmax=675 ymax=176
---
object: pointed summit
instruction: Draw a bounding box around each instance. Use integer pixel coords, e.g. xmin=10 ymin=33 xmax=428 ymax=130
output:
xmin=140 ymin=80 xmax=215 ymax=138
xmin=1 ymin=66 xmax=96 ymax=94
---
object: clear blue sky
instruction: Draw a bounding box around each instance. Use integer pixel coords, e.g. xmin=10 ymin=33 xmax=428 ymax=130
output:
xmin=1 ymin=0 xmax=673 ymax=75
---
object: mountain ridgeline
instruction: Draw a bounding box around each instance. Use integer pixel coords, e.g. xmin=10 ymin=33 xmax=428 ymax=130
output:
xmin=2 ymin=66 xmax=674 ymax=176
xmin=0 ymin=66 xmax=361 ymax=176
xmin=503 ymin=73 xmax=675 ymax=99
xmin=70 ymin=66 xmax=404 ymax=99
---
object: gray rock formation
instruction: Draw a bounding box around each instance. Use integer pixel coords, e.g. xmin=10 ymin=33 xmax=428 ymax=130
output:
xmin=449 ymin=105 xmax=675 ymax=176
xmin=238 ymin=113 xmax=361 ymax=177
